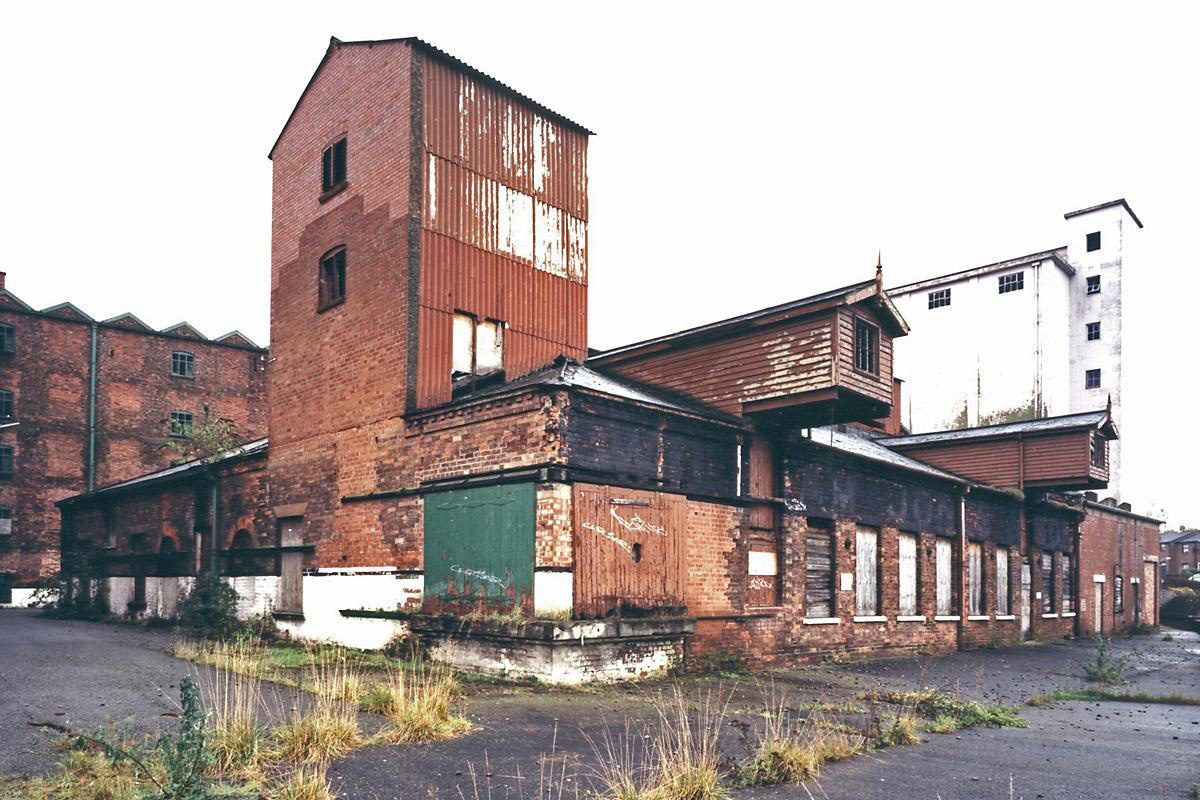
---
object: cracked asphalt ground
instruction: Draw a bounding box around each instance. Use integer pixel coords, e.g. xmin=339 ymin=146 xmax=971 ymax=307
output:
xmin=2 ymin=608 xmax=1198 ymax=799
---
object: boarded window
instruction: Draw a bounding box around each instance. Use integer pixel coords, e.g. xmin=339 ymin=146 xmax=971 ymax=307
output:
xmin=452 ymin=313 xmax=504 ymax=379
xmin=996 ymin=548 xmax=1010 ymax=616
xmin=1114 ymin=574 xmax=1124 ymax=612
xmin=805 ymin=518 xmax=835 ymax=618
xmin=1061 ymin=554 xmax=1073 ymax=613
xmin=936 ymin=538 xmax=953 ymax=615
xmin=855 ymin=527 xmax=879 ymax=615
xmin=277 ymin=520 xmax=305 ymax=614
xmin=967 ymin=542 xmax=983 ymax=615
xmin=747 ymin=548 xmax=780 ymax=608
xmin=1041 ymin=553 xmax=1054 ymax=613
xmin=898 ymin=533 xmax=918 ymax=615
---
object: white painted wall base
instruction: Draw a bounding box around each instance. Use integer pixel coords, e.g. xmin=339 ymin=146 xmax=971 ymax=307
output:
xmin=273 ymin=571 xmax=423 ymax=650
xmin=0 ymin=587 xmax=49 ymax=608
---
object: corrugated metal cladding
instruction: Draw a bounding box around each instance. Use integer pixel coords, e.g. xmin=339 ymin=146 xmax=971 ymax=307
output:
xmin=417 ymin=54 xmax=589 ymax=408
xmin=573 ymin=484 xmax=687 ymax=619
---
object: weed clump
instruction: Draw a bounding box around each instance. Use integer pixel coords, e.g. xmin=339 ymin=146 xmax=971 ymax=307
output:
xmin=861 ymin=688 xmax=1027 ymax=731
xmin=1082 ymin=637 xmax=1129 ymax=684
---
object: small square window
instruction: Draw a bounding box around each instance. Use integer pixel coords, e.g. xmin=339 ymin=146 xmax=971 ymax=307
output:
xmin=928 ymin=288 xmax=951 ymax=309
xmin=0 ymin=390 xmax=12 ymax=420
xmin=1086 ymin=322 xmax=1101 ymax=341
xmin=854 ymin=317 xmax=880 ymax=375
xmin=0 ymin=324 xmax=13 ymax=354
xmin=998 ymin=272 xmax=1024 ymax=294
xmin=1086 ymin=275 xmax=1101 ymax=294
xmin=0 ymin=445 xmax=12 ymax=477
xmin=171 ymin=351 xmax=194 ymax=378
xmin=1085 ymin=368 xmax=1102 ymax=389
xmin=319 ymin=248 xmax=347 ymax=310
xmin=322 ymin=137 xmax=347 ymax=193
xmin=1086 ymin=231 xmax=1101 ymax=252
xmin=168 ymin=411 xmax=194 ymax=438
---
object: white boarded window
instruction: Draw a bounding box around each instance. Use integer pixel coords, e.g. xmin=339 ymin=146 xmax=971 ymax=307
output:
xmin=1041 ymin=553 xmax=1054 ymax=613
xmin=805 ymin=519 xmax=835 ymax=618
xmin=855 ymin=527 xmax=879 ymax=616
xmin=898 ymin=533 xmax=918 ymax=615
xmin=996 ymin=548 xmax=1010 ymax=616
xmin=1061 ymin=555 xmax=1074 ymax=613
xmin=452 ymin=313 xmax=475 ymax=376
xmin=967 ymin=542 xmax=983 ymax=615
xmin=936 ymin=538 xmax=953 ymax=616
xmin=452 ymin=313 xmax=504 ymax=378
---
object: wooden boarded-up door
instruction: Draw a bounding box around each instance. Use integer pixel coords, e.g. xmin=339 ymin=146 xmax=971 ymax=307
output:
xmin=423 ymin=483 xmax=535 ymax=612
xmin=936 ymin=538 xmax=953 ymax=616
xmin=1143 ymin=562 xmax=1156 ymax=625
xmin=1093 ymin=581 xmax=1103 ymax=634
xmin=277 ymin=520 xmax=304 ymax=614
xmin=574 ymin=484 xmax=686 ymax=618
xmin=898 ymin=534 xmax=917 ymax=616
xmin=805 ymin=521 xmax=836 ymax=618
xmin=1020 ymin=563 xmax=1032 ymax=638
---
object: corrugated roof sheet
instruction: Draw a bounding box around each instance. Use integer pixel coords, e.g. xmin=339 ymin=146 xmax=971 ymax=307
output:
xmin=804 ymin=425 xmax=968 ymax=484
xmin=881 ymin=410 xmax=1113 ymax=448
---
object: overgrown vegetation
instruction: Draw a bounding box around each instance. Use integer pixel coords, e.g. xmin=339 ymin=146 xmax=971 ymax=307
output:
xmin=1082 ymin=637 xmax=1129 ymax=684
xmin=1028 ymin=688 xmax=1200 ymax=706
xmin=176 ymin=581 xmax=242 ymax=639
xmin=859 ymin=688 xmax=1028 ymax=732
xmin=731 ymin=693 xmax=867 ymax=788
xmin=161 ymin=417 xmax=244 ymax=465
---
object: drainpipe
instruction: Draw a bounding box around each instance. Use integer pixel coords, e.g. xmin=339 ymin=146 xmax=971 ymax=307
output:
xmin=209 ymin=477 xmax=219 ymax=582
xmin=958 ymin=487 xmax=968 ymax=651
xmin=87 ymin=323 xmax=98 ymax=492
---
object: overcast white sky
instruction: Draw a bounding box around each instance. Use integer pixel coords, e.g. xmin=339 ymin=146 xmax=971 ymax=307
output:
xmin=1 ymin=1 xmax=1195 ymax=523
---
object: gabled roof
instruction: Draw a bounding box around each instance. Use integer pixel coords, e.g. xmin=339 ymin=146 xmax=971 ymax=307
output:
xmin=102 ymin=312 xmax=155 ymax=332
xmin=40 ymin=302 xmax=94 ymax=322
xmin=0 ymin=290 xmax=33 ymax=311
xmin=590 ymin=275 xmax=909 ymax=365
xmin=270 ymin=36 xmax=594 ymax=159
xmin=160 ymin=322 xmax=206 ymax=340
xmin=1065 ymin=198 xmax=1143 ymax=229
xmin=881 ymin=408 xmax=1118 ymax=448
xmin=214 ymin=330 xmax=261 ymax=349
xmin=1159 ymin=529 xmax=1197 ymax=543
xmin=57 ymin=438 xmax=269 ymax=506
xmin=888 ymin=247 xmax=1073 ymax=296
xmin=801 ymin=424 xmax=967 ymax=485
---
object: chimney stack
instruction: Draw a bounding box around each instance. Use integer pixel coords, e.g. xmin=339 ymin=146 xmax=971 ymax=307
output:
xmin=0 ymin=271 xmax=6 ymax=290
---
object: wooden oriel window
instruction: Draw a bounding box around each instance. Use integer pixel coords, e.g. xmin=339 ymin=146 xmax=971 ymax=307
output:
xmin=1091 ymin=435 xmax=1107 ymax=469
xmin=319 ymin=247 xmax=347 ymax=310
xmin=967 ymin=542 xmax=984 ymax=615
xmin=898 ymin=533 xmax=918 ymax=615
xmin=854 ymin=318 xmax=879 ymax=375
xmin=1041 ymin=552 xmax=1054 ymax=613
xmin=855 ymin=526 xmax=880 ymax=615
xmin=805 ymin=518 xmax=835 ymax=618
xmin=935 ymin=538 xmax=954 ymax=616
xmin=996 ymin=548 xmax=1010 ymax=616
xmin=321 ymin=137 xmax=347 ymax=193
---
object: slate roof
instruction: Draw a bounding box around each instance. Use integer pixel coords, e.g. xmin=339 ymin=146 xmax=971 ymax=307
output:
xmin=1160 ymin=529 xmax=1199 ymax=544
xmin=803 ymin=424 xmax=968 ymax=484
xmin=880 ymin=410 xmax=1117 ymax=448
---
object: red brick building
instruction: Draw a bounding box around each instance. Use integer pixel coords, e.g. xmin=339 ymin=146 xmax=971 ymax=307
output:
xmin=0 ymin=272 xmax=267 ymax=605
xmin=1159 ymin=528 xmax=1200 ymax=577
xmin=57 ymin=38 xmax=1160 ymax=681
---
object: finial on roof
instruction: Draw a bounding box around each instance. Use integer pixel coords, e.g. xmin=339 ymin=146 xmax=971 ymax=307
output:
xmin=875 ymin=250 xmax=883 ymax=290
xmin=1106 ymin=393 xmax=1112 ymax=416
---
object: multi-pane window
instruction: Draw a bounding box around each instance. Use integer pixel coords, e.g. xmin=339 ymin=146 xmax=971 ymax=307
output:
xmin=967 ymin=542 xmax=984 ymax=615
xmin=1114 ymin=574 xmax=1124 ymax=612
xmin=452 ymin=313 xmax=504 ymax=379
xmin=1091 ymin=435 xmax=1107 ymax=469
xmin=0 ymin=389 xmax=12 ymax=419
xmin=0 ymin=445 xmax=12 ymax=477
xmin=1086 ymin=231 xmax=1101 ymax=252
xmin=1085 ymin=368 xmax=1102 ymax=389
xmin=805 ymin=518 xmax=835 ymax=618
xmin=936 ymin=538 xmax=953 ymax=615
xmin=1041 ymin=553 xmax=1054 ymax=613
xmin=321 ymin=137 xmax=347 ymax=193
xmin=168 ymin=411 xmax=193 ymax=438
xmin=171 ymin=351 xmax=194 ymax=378
xmin=854 ymin=318 xmax=879 ymax=375
xmin=0 ymin=324 xmax=13 ymax=354
xmin=0 ymin=506 xmax=11 ymax=536
xmin=928 ymin=288 xmax=951 ymax=309
xmin=996 ymin=548 xmax=1010 ymax=616
xmin=319 ymin=247 xmax=347 ymax=309
xmin=1086 ymin=322 xmax=1101 ymax=341
xmin=998 ymin=272 xmax=1025 ymax=293
xmin=898 ymin=533 xmax=918 ymax=616
xmin=1061 ymin=554 xmax=1074 ymax=613
xmin=1086 ymin=275 xmax=1101 ymax=294
xmin=855 ymin=526 xmax=880 ymax=615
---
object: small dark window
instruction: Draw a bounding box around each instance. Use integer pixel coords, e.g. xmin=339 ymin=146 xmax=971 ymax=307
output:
xmin=171 ymin=351 xmax=194 ymax=378
xmin=928 ymin=288 xmax=951 ymax=309
xmin=0 ymin=324 xmax=13 ymax=354
xmin=998 ymin=272 xmax=1024 ymax=294
xmin=321 ymin=137 xmax=347 ymax=193
xmin=0 ymin=445 xmax=13 ymax=477
xmin=854 ymin=317 xmax=879 ymax=375
xmin=0 ymin=390 xmax=12 ymax=420
xmin=319 ymin=247 xmax=347 ymax=310
xmin=168 ymin=411 xmax=194 ymax=438
xmin=1086 ymin=275 xmax=1101 ymax=294
xmin=1086 ymin=231 xmax=1101 ymax=252
xmin=0 ymin=506 xmax=11 ymax=537
xmin=1086 ymin=322 xmax=1101 ymax=341
xmin=1085 ymin=368 xmax=1102 ymax=389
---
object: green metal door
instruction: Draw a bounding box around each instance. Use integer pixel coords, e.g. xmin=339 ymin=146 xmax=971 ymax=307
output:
xmin=423 ymin=482 xmax=535 ymax=610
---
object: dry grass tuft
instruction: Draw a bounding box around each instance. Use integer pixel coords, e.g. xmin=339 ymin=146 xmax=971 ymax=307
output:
xmin=267 ymin=766 xmax=339 ymax=800
xmin=734 ymin=689 xmax=868 ymax=788
xmin=368 ymin=665 xmax=472 ymax=744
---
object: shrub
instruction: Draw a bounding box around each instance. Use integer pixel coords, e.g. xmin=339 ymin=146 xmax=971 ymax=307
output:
xmin=176 ymin=581 xmax=240 ymax=639
xmin=1082 ymin=637 xmax=1128 ymax=685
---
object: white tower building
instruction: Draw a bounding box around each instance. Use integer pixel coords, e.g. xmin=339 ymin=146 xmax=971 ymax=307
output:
xmin=888 ymin=199 xmax=1141 ymax=498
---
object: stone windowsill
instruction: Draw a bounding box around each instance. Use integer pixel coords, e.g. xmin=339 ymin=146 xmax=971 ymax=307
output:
xmin=967 ymin=615 xmax=990 ymax=621
xmin=994 ymin=614 xmax=1016 ymax=621
xmin=852 ymin=615 xmax=887 ymax=623
xmin=1062 ymin=612 xmax=1077 ymax=617
xmin=934 ymin=615 xmax=960 ymax=622
xmin=896 ymin=615 xmax=926 ymax=622
xmin=802 ymin=617 xmax=840 ymax=625
xmin=1041 ymin=613 xmax=1060 ymax=619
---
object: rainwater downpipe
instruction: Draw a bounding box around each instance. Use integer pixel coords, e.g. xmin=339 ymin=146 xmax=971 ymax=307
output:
xmin=958 ymin=487 xmax=968 ymax=651
xmin=87 ymin=323 xmax=98 ymax=492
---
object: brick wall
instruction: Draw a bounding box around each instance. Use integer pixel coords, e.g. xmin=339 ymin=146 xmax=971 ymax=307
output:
xmin=1078 ymin=504 xmax=1161 ymax=635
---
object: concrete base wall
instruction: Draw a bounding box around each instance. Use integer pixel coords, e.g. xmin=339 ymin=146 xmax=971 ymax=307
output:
xmin=0 ymin=587 xmax=48 ymax=608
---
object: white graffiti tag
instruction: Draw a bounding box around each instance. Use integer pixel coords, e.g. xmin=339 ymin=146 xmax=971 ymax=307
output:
xmin=749 ymin=577 xmax=774 ymax=591
xmin=582 ymin=521 xmax=634 ymax=555
xmin=609 ymin=506 xmax=668 ymax=537
xmin=450 ymin=564 xmax=506 ymax=588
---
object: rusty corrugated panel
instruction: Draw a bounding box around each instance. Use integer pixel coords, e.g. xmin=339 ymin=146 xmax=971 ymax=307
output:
xmin=573 ymin=484 xmax=687 ymax=619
